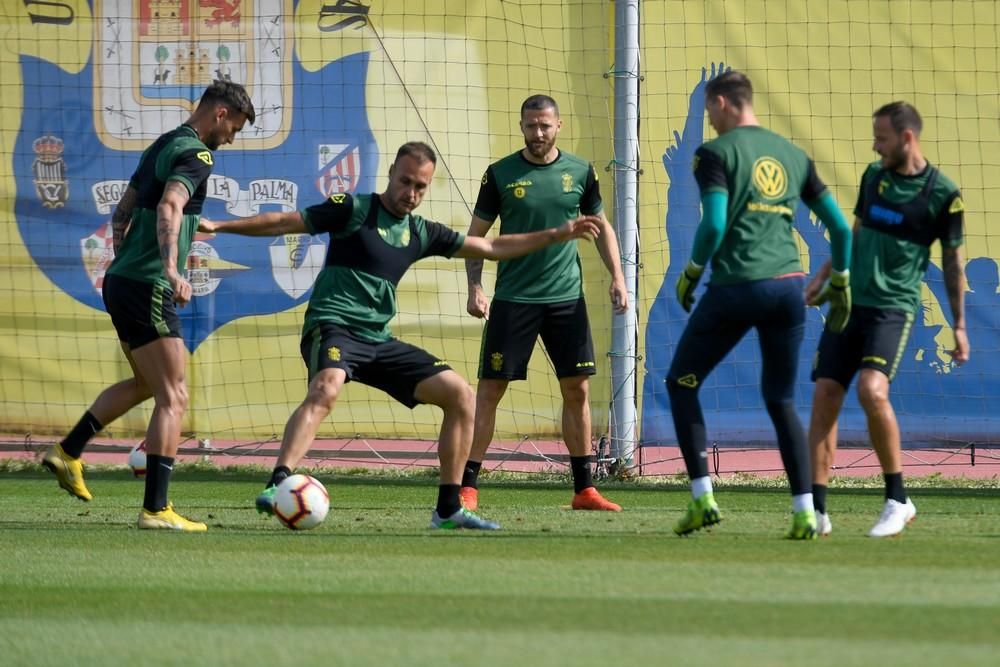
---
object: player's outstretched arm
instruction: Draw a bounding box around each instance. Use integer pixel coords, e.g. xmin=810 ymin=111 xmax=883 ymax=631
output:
xmin=199 ymin=210 xmax=307 ymax=236
xmin=465 ymin=214 xmax=496 ymax=319
xmin=454 ymin=215 xmax=600 ymax=261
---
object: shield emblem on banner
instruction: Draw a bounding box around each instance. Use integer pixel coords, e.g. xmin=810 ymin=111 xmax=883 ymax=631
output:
xmin=95 ymin=0 xmax=292 ymax=150
xmin=15 ymin=0 xmax=377 ymax=352
xmin=317 ymin=144 xmax=361 ymax=197
xmin=80 ymin=222 xmax=115 ymax=293
xmin=270 ymin=234 xmax=327 ymax=298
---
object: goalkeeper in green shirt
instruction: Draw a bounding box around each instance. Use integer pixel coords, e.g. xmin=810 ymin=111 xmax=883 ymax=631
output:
xmin=667 ymin=71 xmax=852 ymax=539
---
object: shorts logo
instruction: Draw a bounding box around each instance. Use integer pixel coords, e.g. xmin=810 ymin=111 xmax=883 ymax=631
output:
xmin=576 ymin=360 xmax=595 ymax=368
xmin=751 ymin=157 xmax=787 ymax=199
xmin=197 ymin=150 xmax=214 ymax=166
xmin=433 ymin=360 xmax=448 ymax=366
xmin=677 ymin=373 xmax=699 ymax=388
xmin=328 ymin=346 xmax=342 ymax=362
xmin=862 ymin=355 xmax=887 ymax=366
xmin=490 ymin=352 xmax=504 ymax=372
xmin=561 ymin=172 xmax=573 ymax=193
xmin=32 ymin=135 xmax=68 ymax=208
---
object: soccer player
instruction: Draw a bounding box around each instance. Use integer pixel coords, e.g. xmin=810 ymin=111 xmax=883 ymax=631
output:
xmin=459 ymin=95 xmax=629 ymax=513
xmin=199 ymin=141 xmax=602 ymax=530
xmin=667 ymin=71 xmax=852 ymax=539
xmin=43 ymin=81 xmax=255 ymax=531
xmin=807 ymin=101 xmax=968 ymax=538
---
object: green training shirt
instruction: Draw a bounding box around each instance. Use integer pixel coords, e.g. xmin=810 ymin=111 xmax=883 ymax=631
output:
xmin=693 ymin=125 xmax=828 ymax=285
xmin=473 ymin=150 xmax=602 ymax=303
xmin=107 ymin=124 xmax=214 ymax=288
xmin=301 ymin=193 xmax=465 ymax=342
xmin=852 ymin=162 xmax=964 ymax=312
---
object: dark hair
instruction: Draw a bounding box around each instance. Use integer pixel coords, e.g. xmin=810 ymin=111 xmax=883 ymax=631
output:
xmin=873 ymin=101 xmax=922 ymax=136
xmin=704 ymin=71 xmax=753 ymax=110
xmin=394 ymin=141 xmax=437 ymax=166
xmin=520 ymin=94 xmax=559 ymax=118
xmin=199 ymin=80 xmax=256 ymax=125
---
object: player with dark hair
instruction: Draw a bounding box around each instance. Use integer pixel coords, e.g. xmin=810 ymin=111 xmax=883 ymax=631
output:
xmin=667 ymin=70 xmax=853 ymax=539
xmin=43 ymin=80 xmax=255 ymax=531
xmin=807 ymin=101 xmax=968 ymax=537
xmin=199 ymin=141 xmax=603 ymax=530
xmin=459 ymin=94 xmax=630 ymax=512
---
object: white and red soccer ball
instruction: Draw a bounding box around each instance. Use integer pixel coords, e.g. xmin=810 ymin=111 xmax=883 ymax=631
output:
xmin=274 ymin=474 xmax=330 ymax=530
xmin=128 ymin=441 xmax=147 ymax=477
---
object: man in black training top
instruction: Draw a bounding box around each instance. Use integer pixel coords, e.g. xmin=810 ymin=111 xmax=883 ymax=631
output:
xmin=43 ymin=80 xmax=255 ymax=531
xmin=807 ymin=101 xmax=968 ymax=538
xmin=200 ymin=141 xmax=602 ymax=530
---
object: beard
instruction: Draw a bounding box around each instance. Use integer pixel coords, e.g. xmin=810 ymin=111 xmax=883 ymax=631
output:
xmin=880 ymin=146 xmax=906 ymax=170
xmin=525 ymin=137 xmax=556 ymax=160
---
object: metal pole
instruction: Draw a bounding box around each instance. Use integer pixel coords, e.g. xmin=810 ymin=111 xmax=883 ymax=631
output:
xmin=609 ymin=0 xmax=640 ymax=466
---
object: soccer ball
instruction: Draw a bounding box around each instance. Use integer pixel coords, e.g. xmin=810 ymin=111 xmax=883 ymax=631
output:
xmin=273 ymin=474 xmax=330 ymax=530
xmin=128 ymin=441 xmax=147 ymax=477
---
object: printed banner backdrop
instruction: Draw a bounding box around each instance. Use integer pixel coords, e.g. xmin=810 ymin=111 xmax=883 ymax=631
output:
xmin=3 ymin=1 xmax=998 ymax=447
xmin=0 ymin=1 xmax=616 ymax=439
xmin=638 ymin=1 xmax=1000 ymax=446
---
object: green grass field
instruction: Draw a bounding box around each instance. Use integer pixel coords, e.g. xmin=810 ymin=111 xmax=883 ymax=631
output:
xmin=2 ymin=468 xmax=998 ymax=667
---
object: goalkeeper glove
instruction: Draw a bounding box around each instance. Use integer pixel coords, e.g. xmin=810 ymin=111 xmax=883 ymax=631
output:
xmin=675 ymin=260 xmax=704 ymax=313
xmin=811 ymin=269 xmax=851 ymax=333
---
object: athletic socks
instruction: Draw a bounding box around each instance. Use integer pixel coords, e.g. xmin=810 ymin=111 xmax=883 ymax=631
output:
xmin=691 ymin=475 xmax=713 ymax=500
xmin=570 ymin=456 xmax=594 ymax=494
xmin=792 ymin=493 xmax=814 ymax=513
xmin=143 ymin=454 xmax=175 ymax=512
xmin=461 ymin=460 xmax=482 ymax=489
xmin=813 ymin=484 xmax=828 ymax=514
xmin=884 ymin=472 xmax=906 ymax=503
xmin=61 ymin=410 xmax=103 ymax=458
xmin=267 ymin=466 xmax=292 ymax=489
xmin=436 ymin=484 xmax=462 ymax=518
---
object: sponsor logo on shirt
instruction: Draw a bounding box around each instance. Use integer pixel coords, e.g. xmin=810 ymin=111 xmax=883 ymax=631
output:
xmin=751 ymin=157 xmax=787 ymax=199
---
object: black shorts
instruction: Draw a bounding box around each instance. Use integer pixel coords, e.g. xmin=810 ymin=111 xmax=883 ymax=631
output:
xmin=812 ymin=304 xmax=915 ymax=388
xmin=478 ymin=297 xmax=596 ymax=381
xmin=102 ymin=273 xmax=182 ymax=349
xmin=300 ymin=323 xmax=451 ymax=408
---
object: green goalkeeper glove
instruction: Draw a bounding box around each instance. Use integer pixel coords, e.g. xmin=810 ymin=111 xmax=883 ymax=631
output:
xmin=811 ymin=269 xmax=851 ymax=333
xmin=675 ymin=260 xmax=704 ymax=313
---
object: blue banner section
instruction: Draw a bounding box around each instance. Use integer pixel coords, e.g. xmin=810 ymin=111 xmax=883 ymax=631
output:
xmin=641 ymin=66 xmax=1000 ymax=446
xmin=14 ymin=52 xmax=378 ymax=351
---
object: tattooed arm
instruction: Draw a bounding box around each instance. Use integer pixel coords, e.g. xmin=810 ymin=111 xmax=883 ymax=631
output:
xmin=157 ymin=180 xmax=193 ymax=305
xmin=111 ymin=185 xmax=138 ymax=255
xmin=942 ymin=245 xmax=969 ymax=365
